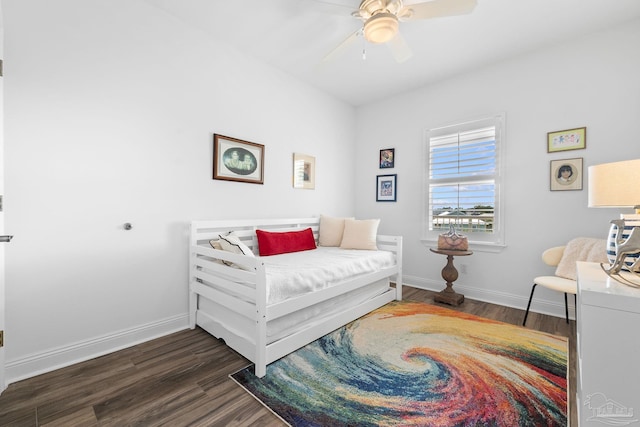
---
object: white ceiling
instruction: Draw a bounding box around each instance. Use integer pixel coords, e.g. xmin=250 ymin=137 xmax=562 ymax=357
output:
xmin=144 ymin=0 xmax=640 ymax=106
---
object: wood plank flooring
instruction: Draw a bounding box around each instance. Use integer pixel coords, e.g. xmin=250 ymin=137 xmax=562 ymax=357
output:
xmin=0 ymin=287 xmax=576 ymax=426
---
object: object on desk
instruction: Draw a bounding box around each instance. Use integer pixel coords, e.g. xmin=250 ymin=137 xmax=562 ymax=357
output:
xmin=437 ymin=224 xmax=469 ymax=251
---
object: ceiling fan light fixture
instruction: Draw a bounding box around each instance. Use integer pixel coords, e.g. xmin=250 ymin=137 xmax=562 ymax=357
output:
xmin=363 ymin=12 xmax=399 ymax=44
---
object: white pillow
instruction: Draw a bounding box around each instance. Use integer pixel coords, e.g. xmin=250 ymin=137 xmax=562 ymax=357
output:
xmin=209 ymin=239 xmax=233 ymax=266
xmin=319 ymin=215 xmax=354 ymax=247
xmin=209 ymin=239 xmax=223 ymax=251
xmin=555 ymin=237 xmax=607 ymax=280
xmin=218 ymin=232 xmax=255 ymax=257
xmin=340 ymin=219 xmax=380 ymax=250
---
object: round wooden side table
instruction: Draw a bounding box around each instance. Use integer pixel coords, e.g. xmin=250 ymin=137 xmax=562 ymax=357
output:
xmin=429 ymin=248 xmax=473 ymax=306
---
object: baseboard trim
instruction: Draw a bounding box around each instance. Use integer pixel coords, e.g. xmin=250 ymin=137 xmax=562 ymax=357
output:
xmin=402 ymin=275 xmax=575 ymax=321
xmin=6 ymin=314 xmax=189 ymax=385
xmin=6 ymin=278 xmax=574 ymax=385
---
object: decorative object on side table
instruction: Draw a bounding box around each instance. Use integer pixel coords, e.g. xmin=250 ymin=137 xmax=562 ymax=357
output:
xmin=437 ymin=224 xmax=469 ymax=251
xmin=588 ymin=158 xmax=640 ymax=287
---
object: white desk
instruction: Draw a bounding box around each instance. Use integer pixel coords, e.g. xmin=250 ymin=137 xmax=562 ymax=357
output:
xmin=576 ymin=261 xmax=640 ymax=426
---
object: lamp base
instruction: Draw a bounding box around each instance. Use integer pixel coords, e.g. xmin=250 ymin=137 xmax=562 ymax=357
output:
xmin=606 ymin=215 xmax=640 ymax=275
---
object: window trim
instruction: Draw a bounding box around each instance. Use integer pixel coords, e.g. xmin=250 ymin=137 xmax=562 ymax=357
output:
xmin=422 ymin=113 xmax=506 ymax=251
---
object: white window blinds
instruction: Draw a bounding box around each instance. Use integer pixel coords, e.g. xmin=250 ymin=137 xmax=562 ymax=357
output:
xmin=424 ymin=114 xmax=505 ymax=246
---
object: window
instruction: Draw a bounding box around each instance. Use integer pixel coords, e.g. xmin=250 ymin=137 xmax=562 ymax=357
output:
xmin=423 ymin=114 xmax=505 ymax=248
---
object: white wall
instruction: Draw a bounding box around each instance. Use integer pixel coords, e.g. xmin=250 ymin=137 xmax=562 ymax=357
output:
xmin=4 ymin=0 xmax=640 ymax=384
xmin=355 ymin=19 xmax=640 ymax=315
xmin=2 ymin=0 xmax=356 ymax=382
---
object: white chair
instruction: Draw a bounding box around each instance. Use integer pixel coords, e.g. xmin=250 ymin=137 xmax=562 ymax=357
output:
xmin=523 ymin=246 xmax=576 ymax=326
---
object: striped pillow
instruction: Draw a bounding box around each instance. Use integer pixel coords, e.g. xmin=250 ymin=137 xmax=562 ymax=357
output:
xmin=218 ymin=232 xmax=254 ymax=257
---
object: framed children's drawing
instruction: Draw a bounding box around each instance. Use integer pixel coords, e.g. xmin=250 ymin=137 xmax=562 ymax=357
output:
xmin=547 ymin=127 xmax=586 ymax=153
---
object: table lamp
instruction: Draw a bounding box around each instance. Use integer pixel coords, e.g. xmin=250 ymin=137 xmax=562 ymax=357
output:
xmin=588 ymin=158 xmax=640 ymax=285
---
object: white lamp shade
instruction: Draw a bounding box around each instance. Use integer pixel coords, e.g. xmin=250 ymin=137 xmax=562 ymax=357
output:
xmin=588 ymin=159 xmax=640 ymax=208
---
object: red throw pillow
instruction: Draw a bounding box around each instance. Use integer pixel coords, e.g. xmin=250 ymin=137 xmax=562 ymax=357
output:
xmin=256 ymin=228 xmax=317 ymax=256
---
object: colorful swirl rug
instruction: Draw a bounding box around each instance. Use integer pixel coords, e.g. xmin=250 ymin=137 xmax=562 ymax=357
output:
xmin=231 ymin=300 xmax=568 ymax=426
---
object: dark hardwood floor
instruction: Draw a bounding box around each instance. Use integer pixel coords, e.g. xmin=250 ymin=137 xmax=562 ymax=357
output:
xmin=0 ymin=287 xmax=576 ymax=426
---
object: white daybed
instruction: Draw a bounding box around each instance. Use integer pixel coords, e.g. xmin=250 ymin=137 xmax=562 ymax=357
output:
xmin=189 ymin=217 xmax=403 ymax=377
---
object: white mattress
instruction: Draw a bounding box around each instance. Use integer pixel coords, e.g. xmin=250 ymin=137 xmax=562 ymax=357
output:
xmin=262 ymin=246 xmax=396 ymax=304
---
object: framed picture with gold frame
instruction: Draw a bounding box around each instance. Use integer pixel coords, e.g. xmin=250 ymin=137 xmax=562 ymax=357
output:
xmin=213 ymin=134 xmax=264 ymax=184
xmin=293 ymin=153 xmax=315 ymax=189
xmin=547 ymin=127 xmax=586 ymax=153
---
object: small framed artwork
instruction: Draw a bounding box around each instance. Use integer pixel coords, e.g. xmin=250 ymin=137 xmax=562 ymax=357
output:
xmin=376 ymin=174 xmax=397 ymax=202
xmin=547 ymin=127 xmax=586 ymax=153
xmin=550 ymin=158 xmax=583 ymax=191
xmin=380 ymin=148 xmax=395 ymax=168
xmin=213 ymin=134 xmax=264 ymax=184
xmin=293 ymin=153 xmax=315 ymax=189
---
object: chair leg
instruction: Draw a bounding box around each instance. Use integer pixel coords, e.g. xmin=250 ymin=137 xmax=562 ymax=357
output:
xmin=523 ymin=283 xmax=538 ymax=326
xmin=564 ymin=293 xmax=569 ymax=323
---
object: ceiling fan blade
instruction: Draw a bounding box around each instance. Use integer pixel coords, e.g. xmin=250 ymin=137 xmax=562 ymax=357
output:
xmin=401 ymin=0 xmax=477 ymax=20
xmin=306 ymin=0 xmax=359 ymax=16
xmin=387 ymin=32 xmax=413 ymax=63
xmin=322 ymin=28 xmax=362 ymax=63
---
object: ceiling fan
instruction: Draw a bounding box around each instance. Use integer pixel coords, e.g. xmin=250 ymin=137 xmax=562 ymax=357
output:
xmin=322 ymin=0 xmax=478 ymax=63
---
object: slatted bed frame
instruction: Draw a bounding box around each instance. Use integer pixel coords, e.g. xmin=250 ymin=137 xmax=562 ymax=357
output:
xmin=188 ymin=217 xmax=403 ymax=377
